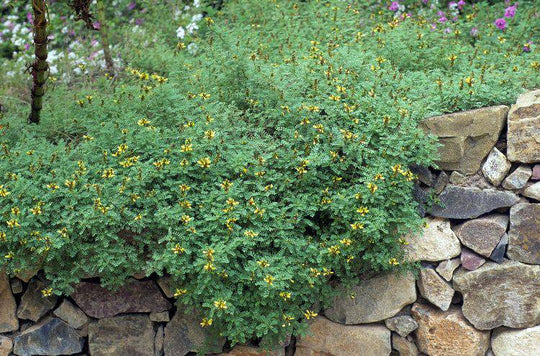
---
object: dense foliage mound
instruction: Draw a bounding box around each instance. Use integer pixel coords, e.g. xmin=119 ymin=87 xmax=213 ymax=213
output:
xmin=0 ymin=0 xmax=538 ymax=345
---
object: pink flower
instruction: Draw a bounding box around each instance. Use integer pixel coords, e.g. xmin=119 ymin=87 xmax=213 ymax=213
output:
xmin=26 ymin=12 xmax=33 ymax=24
xmin=504 ymin=5 xmax=516 ymax=18
xmin=389 ymin=2 xmax=399 ymax=11
xmin=523 ymin=41 xmax=532 ymax=52
xmin=470 ymin=27 xmax=479 ymax=37
xmin=93 ymin=21 xmax=101 ymax=30
xmin=457 ymin=0 xmax=466 ymax=9
xmin=494 ymin=18 xmax=507 ymax=30
xmin=438 ymin=16 xmax=448 ymax=23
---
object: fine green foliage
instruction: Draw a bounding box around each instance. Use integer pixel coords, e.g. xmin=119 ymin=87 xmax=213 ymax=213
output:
xmin=1 ymin=0 xmax=539 ymax=346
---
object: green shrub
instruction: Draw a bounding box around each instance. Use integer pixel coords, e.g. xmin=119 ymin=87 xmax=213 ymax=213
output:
xmin=1 ymin=0 xmax=538 ymax=346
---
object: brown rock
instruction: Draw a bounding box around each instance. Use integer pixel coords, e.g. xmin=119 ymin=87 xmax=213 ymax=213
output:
xmin=532 ymin=164 xmax=540 ymax=180
xmin=17 ymin=278 xmax=58 ymax=322
xmin=454 ymin=215 xmax=508 ymax=257
xmin=435 ymin=258 xmax=461 ymax=281
xmin=507 ymin=203 xmax=540 ymax=264
xmin=149 ymin=311 xmax=170 ymax=323
xmin=461 ymin=248 xmax=486 ymax=271
xmin=453 ymin=260 xmax=540 ymax=329
xmin=522 ymin=182 xmax=540 ymax=201
xmin=325 ymin=272 xmax=416 ymax=324
xmin=411 ymin=303 xmax=490 ymax=356
xmin=295 ymin=317 xmax=391 ymax=356
xmin=155 ymin=325 xmax=164 ymax=356
xmin=88 ymin=315 xmax=155 ymax=356
xmin=417 ymin=269 xmax=454 ymax=311
xmin=391 ymin=334 xmax=419 ymax=356
xmin=10 ymin=278 xmax=23 ymax=294
xmin=403 ymin=218 xmax=461 ymax=262
xmin=53 ymin=300 xmax=89 ymax=329
xmin=420 ymin=105 xmax=509 ymax=174
xmin=0 ymin=272 xmax=18 ymax=333
xmin=164 ymin=309 xmax=225 ymax=356
xmin=156 ymin=276 xmax=174 ymax=298
xmin=0 ymin=336 xmax=12 ymax=356
xmin=222 ymin=345 xmax=285 ymax=356
xmin=507 ymin=89 xmax=540 ymax=163
xmin=71 ymin=279 xmax=171 ymax=318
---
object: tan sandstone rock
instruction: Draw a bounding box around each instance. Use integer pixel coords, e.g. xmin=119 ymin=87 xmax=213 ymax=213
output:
xmin=403 ymin=217 xmax=461 ymax=262
xmin=507 ymin=89 xmax=540 ymax=163
xmin=325 ymin=272 xmax=416 ymax=324
xmin=421 ymin=105 xmax=508 ymax=174
xmin=453 ymin=260 xmax=540 ymax=329
xmin=411 ymin=303 xmax=490 ymax=356
xmin=0 ymin=272 xmax=18 ymax=333
xmin=491 ymin=325 xmax=540 ymax=356
xmin=295 ymin=317 xmax=391 ymax=356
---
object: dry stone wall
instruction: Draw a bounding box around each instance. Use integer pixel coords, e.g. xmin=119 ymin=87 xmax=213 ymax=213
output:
xmin=0 ymin=90 xmax=539 ymax=356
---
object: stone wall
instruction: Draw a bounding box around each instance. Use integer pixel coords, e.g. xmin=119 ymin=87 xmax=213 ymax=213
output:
xmin=1 ymin=90 xmax=539 ymax=356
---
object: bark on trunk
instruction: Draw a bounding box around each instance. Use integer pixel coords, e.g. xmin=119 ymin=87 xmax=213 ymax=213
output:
xmin=97 ymin=0 xmax=114 ymax=74
xmin=28 ymin=0 xmax=48 ymax=124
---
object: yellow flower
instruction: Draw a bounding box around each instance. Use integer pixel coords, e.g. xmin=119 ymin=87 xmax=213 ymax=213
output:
xmin=64 ymin=180 xmax=77 ymax=190
xmin=367 ymin=182 xmax=377 ymax=193
xmin=256 ymin=260 xmax=269 ymax=268
xmin=41 ymin=288 xmax=53 ymax=297
xmin=173 ymin=288 xmax=187 ymax=298
xmin=47 ymin=183 xmax=59 ymax=190
xmin=203 ymin=263 xmax=216 ymax=271
xmin=388 ymin=258 xmax=399 ymax=266
xmin=350 ymin=222 xmax=364 ymax=230
xmin=11 ymin=207 xmax=20 ymax=215
xmin=282 ymin=315 xmax=294 ymax=327
xmin=181 ymin=143 xmax=193 ymax=152
xmin=264 ymin=274 xmax=275 ymax=285
xmin=172 ymin=244 xmax=186 ymax=254
xmin=356 ymin=206 xmax=369 ymax=216
xmin=179 ymin=184 xmax=191 ymax=193
xmin=6 ymin=219 xmax=20 ymax=228
xmin=340 ymin=238 xmax=352 ymax=246
xmin=137 ymin=118 xmax=151 ymax=126
xmin=204 ymin=130 xmax=215 ymax=139
xmin=244 ymin=230 xmax=259 ymax=238
xmin=134 ymin=214 xmax=142 ymax=221
xmin=197 ymin=157 xmax=211 ymax=168
xmin=4 ymin=251 xmax=14 ymax=259
xmin=213 ymin=299 xmax=228 ymax=310
xmin=0 ymin=231 xmax=5 ymax=241
xmin=180 ymin=215 xmax=192 ymax=225
xmin=220 ymin=179 xmax=232 ymax=192
xmin=327 ymin=245 xmax=340 ymax=255
xmin=102 ymin=168 xmax=115 ymax=179
xmin=303 ymin=310 xmax=318 ymax=320
xmin=200 ymin=318 xmax=213 ymax=327
xmin=1 ymin=185 xmax=12 ymax=197
xmin=279 ymin=291 xmax=291 ymax=300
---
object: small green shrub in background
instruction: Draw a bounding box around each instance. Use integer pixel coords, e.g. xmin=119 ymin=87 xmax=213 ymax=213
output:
xmin=1 ymin=0 xmax=539 ymax=346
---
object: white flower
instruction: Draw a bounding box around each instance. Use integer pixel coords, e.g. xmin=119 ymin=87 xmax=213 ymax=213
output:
xmin=191 ymin=14 xmax=203 ymax=22
xmin=176 ymin=26 xmax=186 ymax=39
xmin=187 ymin=43 xmax=198 ymax=54
xmin=186 ymin=22 xmax=198 ymax=34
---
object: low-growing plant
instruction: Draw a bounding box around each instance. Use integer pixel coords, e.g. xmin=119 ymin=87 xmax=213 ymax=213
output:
xmin=0 ymin=0 xmax=539 ymax=347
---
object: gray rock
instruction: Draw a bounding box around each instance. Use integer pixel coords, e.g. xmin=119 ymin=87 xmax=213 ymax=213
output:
xmin=507 ymin=203 xmax=540 ymax=264
xmin=449 ymin=171 xmax=466 ymax=184
xmin=454 ymin=214 xmax=508 ymax=257
xmin=461 ymin=248 xmax=486 ymax=271
xmin=391 ymin=334 xmax=419 ymax=356
xmin=150 ymin=311 xmax=170 ymax=322
xmin=10 ymin=278 xmax=23 ymax=294
xmin=88 ymin=315 xmax=154 ymax=356
xmin=417 ymin=269 xmax=454 ymax=311
xmin=164 ymin=309 xmax=225 ymax=355
xmin=523 ymin=182 xmax=540 ymax=201
xmin=0 ymin=272 xmax=18 ymax=333
xmin=532 ymin=165 xmax=540 ymax=180
xmin=436 ymin=258 xmax=461 ymax=281
xmin=489 ymin=234 xmax=508 ymax=263
xmin=53 ymin=300 xmax=88 ymax=329
xmin=507 ymin=89 xmax=540 ymax=163
xmin=502 ymin=166 xmax=532 ymax=190
xmin=420 ymin=105 xmax=508 ymax=174
xmin=429 ymin=186 xmax=519 ymax=219
xmin=17 ymin=278 xmax=58 ymax=322
xmin=491 ymin=325 xmax=540 ymax=356
xmin=453 ymin=260 xmax=540 ymax=329
xmin=156 ymin=276 xmax=174 ymax=298
xmin=155 ymin=325 xmax=164 ymax=356
xmin=71 ymin=279 xmax=171 ymax=318
xmin=412 ymin=303 xmax=490 ymax=356
xmin=403 ymin=218 xmax=461 ymax=262
xmin=410 ymin=165 xmax=434 ymax=186
xmin=295 ymin=317 xmax=391 ymax=356
xmin=13 ymin=318 xmax=84 ymax=356
xmin=0 ymin=336 xmax=12 ymax=356
xmin=482 ymin=148 xmax=511 ymax=186
xmin=325 ymin=272 xmax=416 ymax=324
xmin=433 ymin=171 xmax=449 ymax=194
xmin=384 ymin=315 xmax=418 ymax=337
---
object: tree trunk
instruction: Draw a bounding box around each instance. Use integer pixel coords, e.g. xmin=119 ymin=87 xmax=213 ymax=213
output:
xmin=97 ymin=0 xmax=114 ymax=74
xmin=28 ymin=0 xmax=48 ymax=124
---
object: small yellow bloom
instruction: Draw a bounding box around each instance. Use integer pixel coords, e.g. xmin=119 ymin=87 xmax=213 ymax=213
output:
xmin=137 ymin=118 xmax=151 ymax=126
xmin=257 ymin=260 xmax=269 ymax=268
xmin=6 ymin=219 xmax=20 ymax=228
xmin=197 ymin=157 xmax=211 ymax=168
xmin=41 ymin=288 xmax=53 ymax=297
xmin=213 ymin=299 xmax=227 ymax=310
xmin=200 ymin=318 xmax=213 ymax=327
xmin=172 ymin=244 xmax=186 ymax=254
xmin=47 ymin=183 xmax=59 ymax=190
xmin=350 ymin=222 xmax=364 ymax=230
xmin=303 ymin=310 xmax=318 ymax=320
xmin=0 ymin=185 xmax=10 ymax=197
xmin=279 ymin=291 xmax=291 ymax=300
xmin=102 ymin=168 xmax=115 ymax=179
xmin=174 ymin=288 xmax=187 ymax=298
xmin=264 ymin=274 xmax=275 ymax=285
xmin=356 ymin=206 xmax=369 ymax=216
